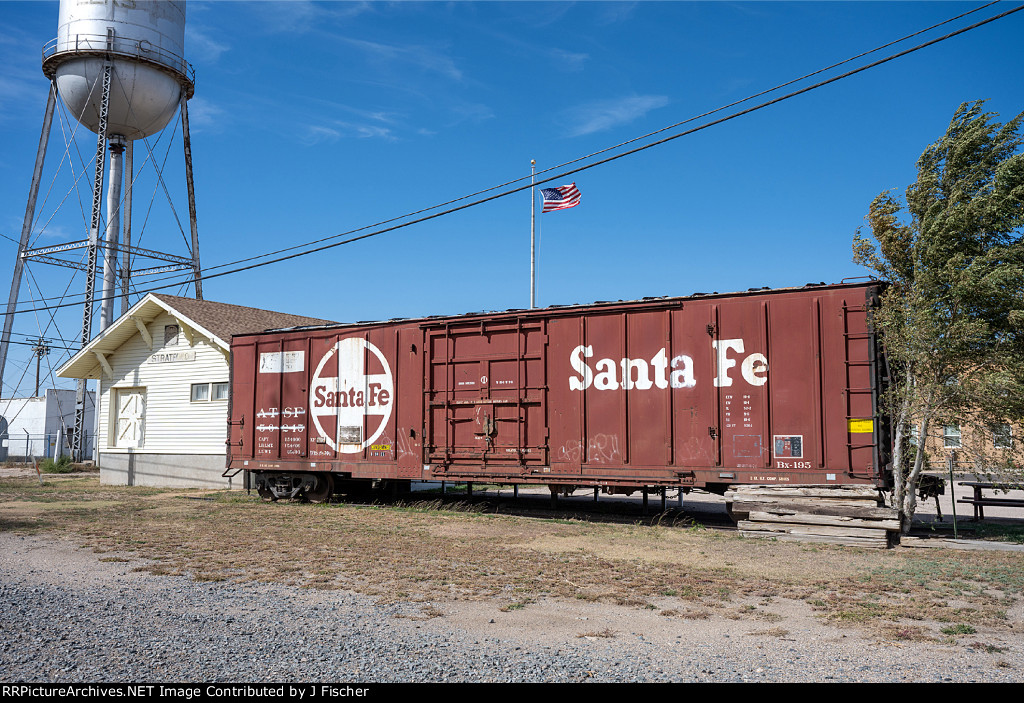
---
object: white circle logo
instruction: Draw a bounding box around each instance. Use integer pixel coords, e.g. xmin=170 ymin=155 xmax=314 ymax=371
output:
xmin=310 ymin=337 xmax=394 ymax=453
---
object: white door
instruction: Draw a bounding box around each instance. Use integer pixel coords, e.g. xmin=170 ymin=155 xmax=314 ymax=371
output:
xmin=115 ymin=388 xmax=146 ymax=448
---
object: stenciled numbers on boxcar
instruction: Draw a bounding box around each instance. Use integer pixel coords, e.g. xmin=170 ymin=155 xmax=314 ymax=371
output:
xmin=281 ymin=405 xmax=307 ymax=456
xmin=775 ymin=461 xmax=813 ymax=469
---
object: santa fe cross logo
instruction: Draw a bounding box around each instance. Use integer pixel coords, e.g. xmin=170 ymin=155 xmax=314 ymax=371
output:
xmin=310 ymin=337 xmax=394 ymax=453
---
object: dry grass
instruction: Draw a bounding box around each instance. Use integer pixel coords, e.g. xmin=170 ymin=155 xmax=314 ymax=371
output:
xmin=577 ymin=628 xmax=617 ymax=639
xmin=880 ymin=624 xmax=936 ymax=642
xmin=747 ymin=627 xmax=791 ymax=638
xmin=393 ymin=605 xmax=445 ymax=621
xmin=2 ymin=475 xmax=1024 ymax=640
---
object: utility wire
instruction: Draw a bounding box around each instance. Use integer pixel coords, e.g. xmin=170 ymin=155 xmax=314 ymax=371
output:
xmin=8 ymin=2 xmax=1024 ymax=318
xmin=132 ymin=0 xmax=1003 ymax=280
xmin=137 ymin=0 xmax=1008 ymax=281
xmin=2 ymin=338 xmax=79 ymax=352
xmin=6 ymin=2 xmax=1013 ymax=311
xmin=154 ymin=0 xmax=1008 ymax=280
xmin=4 ymin=1 xmax=995 ymax=301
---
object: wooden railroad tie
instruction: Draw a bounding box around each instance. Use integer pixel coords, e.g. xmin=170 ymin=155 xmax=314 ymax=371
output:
xmin=725 ymin=485 xmax=900 ymax=549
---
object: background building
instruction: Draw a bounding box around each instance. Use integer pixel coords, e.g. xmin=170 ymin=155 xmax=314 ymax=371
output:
xmin=0 ymin=389 xmax=95 ymax=462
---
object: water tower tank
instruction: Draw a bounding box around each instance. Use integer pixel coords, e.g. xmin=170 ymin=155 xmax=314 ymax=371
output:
xmin=42 ymin=0 xmax=193 ymax=141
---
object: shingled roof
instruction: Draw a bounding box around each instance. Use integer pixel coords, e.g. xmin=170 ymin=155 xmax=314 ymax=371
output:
xmin=149 ymin=294 xmax=335 ymax=343
xmin=57 ymin=293 xmax=337 ymax=380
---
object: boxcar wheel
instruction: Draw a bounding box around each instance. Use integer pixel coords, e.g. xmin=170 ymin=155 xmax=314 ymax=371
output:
xmin=257 ymin=486 xmax=277 ymax=502
xmin=304 ymin=473 xmax=333 ymax=504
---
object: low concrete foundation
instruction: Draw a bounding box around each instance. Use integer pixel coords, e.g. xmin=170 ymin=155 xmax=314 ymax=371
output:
xmin=99 ymin=452 xmax=239 ymax=489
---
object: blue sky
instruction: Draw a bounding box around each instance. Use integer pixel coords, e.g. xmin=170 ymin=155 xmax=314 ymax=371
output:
xmin=1 ymin=1 xmax=1022 ymax=395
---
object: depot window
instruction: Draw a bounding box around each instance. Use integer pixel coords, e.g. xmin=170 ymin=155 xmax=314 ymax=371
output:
xmin=191 ymin=382 xmax=229 ymax=403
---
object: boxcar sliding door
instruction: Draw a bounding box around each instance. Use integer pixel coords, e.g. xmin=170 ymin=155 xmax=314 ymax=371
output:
xmin=424 ymin=318 xmax=548 ymax=477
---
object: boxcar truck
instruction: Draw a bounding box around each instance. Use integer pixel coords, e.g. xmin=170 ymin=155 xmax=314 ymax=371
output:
xmin=226 ymin=282 xmax=891 ymax=508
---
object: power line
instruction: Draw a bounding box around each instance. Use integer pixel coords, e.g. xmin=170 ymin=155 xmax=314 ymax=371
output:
xmin=3 ymin=338 xmax=76 ymax=352
xmin=7 ymin=2 xmax=1024 ymax=318
xmin=143 ymin=0 xmax=1008 ymax=281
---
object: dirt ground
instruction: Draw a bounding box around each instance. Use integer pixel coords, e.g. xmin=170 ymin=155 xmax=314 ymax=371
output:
xmin=2 ymin=470 xmax=1024 ymax=681
xmin=5 ymin=530 xmax=1021 ymax=682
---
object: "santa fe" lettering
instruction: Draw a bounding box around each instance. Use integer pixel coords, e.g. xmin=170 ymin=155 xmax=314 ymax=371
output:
xmin=313 ymin=383 xmax=391 ymax=408
xmin=569 ymin=338 xmax=767 ymax=391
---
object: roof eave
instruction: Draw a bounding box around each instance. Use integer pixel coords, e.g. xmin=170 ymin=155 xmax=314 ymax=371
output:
xmin=56 ymin=294 xmax=229 ymax=380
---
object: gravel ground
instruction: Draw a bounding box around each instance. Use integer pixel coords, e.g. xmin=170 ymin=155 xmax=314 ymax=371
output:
xmin=1 ymin=533 xmax=1022 ymax=683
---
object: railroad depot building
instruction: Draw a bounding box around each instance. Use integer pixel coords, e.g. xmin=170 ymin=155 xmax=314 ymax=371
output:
xmin=57 ymin=293 xmax=333 ymax=488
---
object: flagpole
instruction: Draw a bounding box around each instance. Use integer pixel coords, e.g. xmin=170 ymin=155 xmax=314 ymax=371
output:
xmin=530 ymin=159 xmax=536 ymax=309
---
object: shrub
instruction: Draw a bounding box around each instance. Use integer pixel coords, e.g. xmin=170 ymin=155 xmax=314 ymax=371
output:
xmin=39 ymin=455 xmax=74 ymax=473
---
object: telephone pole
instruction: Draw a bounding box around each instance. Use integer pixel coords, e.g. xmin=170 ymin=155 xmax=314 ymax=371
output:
xmin=30 ymin=338 xmax=49 ymax=397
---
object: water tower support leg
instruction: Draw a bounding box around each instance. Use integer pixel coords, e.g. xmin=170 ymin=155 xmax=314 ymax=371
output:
xmin=0 ymin=83 xmax=57 ymax=397
xmin=100 ymin=137 xmax=125 ymax=331
xmin=180 ymin=96 xmax=202 ymax=300
xmin=72 ymin=62 xmax=112 ymax=462
xmin=120 ymin=141 xmax=133 ymax=317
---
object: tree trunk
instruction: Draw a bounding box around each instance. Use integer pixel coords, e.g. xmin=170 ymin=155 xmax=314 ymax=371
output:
xmin=900 ymin=412 xmax=932 ymax=533
xmin=890 ymin=366 xmax=914 ymax=523
xmin=891 ymin=416 xmax=907 ymax=514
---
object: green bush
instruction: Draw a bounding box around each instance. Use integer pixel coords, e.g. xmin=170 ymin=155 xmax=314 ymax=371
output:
xmin=39 ymin=455 xmax=74 ymax=473
xmin=940 ymin=623 xmax=977 ymax=636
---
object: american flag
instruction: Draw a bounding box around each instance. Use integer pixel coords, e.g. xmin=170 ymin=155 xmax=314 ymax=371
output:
xmin=540 ymin=183 xmax=581 ymax=213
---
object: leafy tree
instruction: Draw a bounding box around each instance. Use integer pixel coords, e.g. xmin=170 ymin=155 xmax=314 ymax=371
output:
xmin=853 ymin=100 xmax=1024 ymax=528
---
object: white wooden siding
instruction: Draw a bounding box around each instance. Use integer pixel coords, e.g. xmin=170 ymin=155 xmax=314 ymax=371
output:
xmin=97 ymin=311 xmax=230 ymax=455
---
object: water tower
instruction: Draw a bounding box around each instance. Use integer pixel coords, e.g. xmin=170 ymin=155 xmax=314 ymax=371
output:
xmin=0 ymin=0 xmax=203 ymax=460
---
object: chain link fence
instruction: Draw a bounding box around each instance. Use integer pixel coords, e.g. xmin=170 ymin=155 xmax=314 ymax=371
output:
xmin=0 ymin=431 xmax=94 ymax=464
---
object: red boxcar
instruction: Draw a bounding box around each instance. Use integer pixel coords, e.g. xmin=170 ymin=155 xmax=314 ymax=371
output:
xmin=226 ymin=282 xmax=890 ymax=502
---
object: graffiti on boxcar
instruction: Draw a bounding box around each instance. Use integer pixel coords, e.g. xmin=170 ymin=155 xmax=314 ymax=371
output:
xmin=556 ymin=433 xmax=622 ymax=464
xmin=396 ymin=431 xmax=418 ymax=460
xmin=677 ymin=435 xmax=714 ymax=464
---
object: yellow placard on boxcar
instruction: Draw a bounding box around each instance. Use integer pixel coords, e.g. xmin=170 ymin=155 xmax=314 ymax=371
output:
xmin=847 ymin=419 xmax=874 ymax=434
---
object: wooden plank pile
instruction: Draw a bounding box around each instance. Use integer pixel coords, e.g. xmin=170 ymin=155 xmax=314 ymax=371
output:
xmin=725 ymin=486 xmax=901 ymax=548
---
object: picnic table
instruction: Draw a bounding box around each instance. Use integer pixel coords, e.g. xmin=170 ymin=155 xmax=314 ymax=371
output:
xmin=957 ymin=481 xmax=1024 ymax=520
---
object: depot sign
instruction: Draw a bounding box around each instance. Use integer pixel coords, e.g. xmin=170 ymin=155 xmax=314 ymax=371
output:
xmin=569 ymin=338 xmax=768 ymax=391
